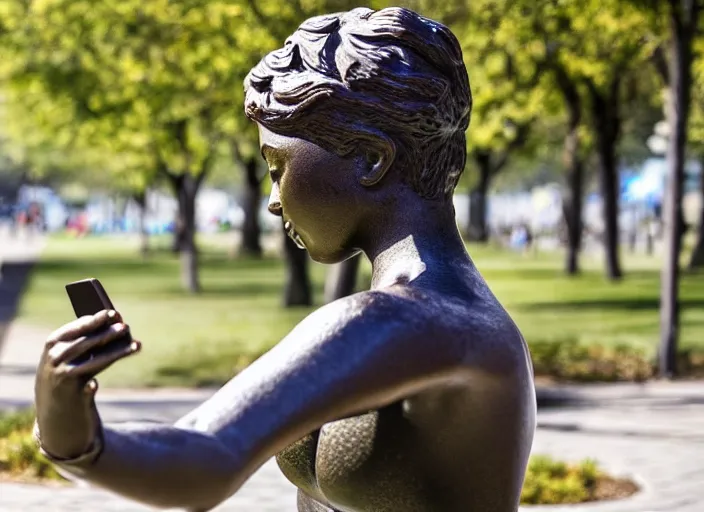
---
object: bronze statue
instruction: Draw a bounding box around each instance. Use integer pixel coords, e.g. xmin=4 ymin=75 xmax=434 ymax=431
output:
xmin=33 ymin=7 xmax=536 ymax=511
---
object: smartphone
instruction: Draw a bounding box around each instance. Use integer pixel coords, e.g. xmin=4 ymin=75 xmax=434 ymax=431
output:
xmin=65 ymin=278 xmax=133 ymax=362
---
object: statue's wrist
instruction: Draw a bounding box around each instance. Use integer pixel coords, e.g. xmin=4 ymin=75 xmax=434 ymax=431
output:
xmin=33 ymin=419 xmax=104 ymax=467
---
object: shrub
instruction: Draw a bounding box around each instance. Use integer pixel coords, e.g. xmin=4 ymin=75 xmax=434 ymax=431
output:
xmin=0 ymin=408 xmax=36 ymax=438
xmin=530 ymin=339 xmax=660 ymax=382
xmin=0 ymin=409 xmax=64 ymax=482
xmin=521 ymin=455 xmax=634 ymax=505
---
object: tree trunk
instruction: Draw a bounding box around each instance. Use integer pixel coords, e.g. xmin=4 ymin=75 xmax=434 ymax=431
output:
xmin=171 ymin=210 xmax=186 ymax=254
xmin=589 ymin=79 xmax=623 ymax=281
xmin=599 ymin=143 xmax=622 ymax=281
xmin=282 ymin=221 xmax=311 ymax=307
xmin=660 ymin=1 xmax=699 ymax=378
xmin=688 ymin=154 xmax=704 ymax=269
xmin=557 ymin=68 xmax=584 ymax=276
xmin=563 ymin=158 xmax=584 ymax=275
xmin=324 ymin=253 xmax=362 ymax=303
xmin=133 ymin=191 xmax=149 ymax=257
xmin=168 ymin=174 xmax=201 ymax=293
xmin=466 ymin=152 xmax=492 ymax=242
xmin=239 ymin=157 xmax=263 ymax=257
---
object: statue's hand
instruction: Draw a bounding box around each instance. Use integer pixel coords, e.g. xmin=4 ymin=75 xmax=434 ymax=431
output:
xmin=34 ymin=310 xmax=140 ymax=459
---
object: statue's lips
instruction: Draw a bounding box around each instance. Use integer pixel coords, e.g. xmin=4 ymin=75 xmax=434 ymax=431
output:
xmin=284 ymin=220 xmax=306 ymax=249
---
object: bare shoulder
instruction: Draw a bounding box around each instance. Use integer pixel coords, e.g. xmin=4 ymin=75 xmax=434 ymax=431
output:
xmin=293 ymin=287 xmax=451 ymax=349
xmin=301 ymin=285 xmax=529 ymax=376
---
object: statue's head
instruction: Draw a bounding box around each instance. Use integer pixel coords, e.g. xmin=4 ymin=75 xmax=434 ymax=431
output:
xmin=244 ymin=7 xmax=471 ymax=263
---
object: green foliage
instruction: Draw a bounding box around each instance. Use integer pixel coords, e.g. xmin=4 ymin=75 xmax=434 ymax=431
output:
xmin=387 ymin=1 xmax=661 ymax=191
xmin=0 ymin=408 xmax=64 ymax=482
xmin=521 ymin=456 xmax=605 ymax=505
xmin=0 ymin=0 xmax=372 ymax=290
xmin=0 ymin=0 xmax=666 ymax=192
xmin=0 ymin=409 xmax=35 ymax=438
xmin=690 ymin=36 xmax=704 ymax=152
xmin=404 ymin=0 xmax=553 ymax=185
xmin=2 ymin=0 xmax=262 ymax=184
xmin=460 ymin=2 xmax=552 ymax=155
xmin=0 ymin=0 xmax=373 ymax=185
xmin=530 ymin=340 xmax=654 ymax=382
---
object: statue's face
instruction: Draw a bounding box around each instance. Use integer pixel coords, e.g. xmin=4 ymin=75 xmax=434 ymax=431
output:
xmin=258 ymin=124 xmax=368 ymax=264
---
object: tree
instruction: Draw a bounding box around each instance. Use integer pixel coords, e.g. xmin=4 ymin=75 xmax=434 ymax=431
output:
xmin=1 ymin=72 xmax=165 ymax=256
xmin=1 ymin=0 xmax=288 ymax=292
xmin=230 ymin=141 xmax=265 ymax=257
xmin=688 ymin=36 xmax=704 ymax=269
xmin=243 ymin=0 xmax=371 ymax=304
xmin=461 ymin=4 xmax=545 ymax=243
xmin=478 ymin=10 xmax=588 ymax=273
xmin=470 ymin=1 xmax=657 ymax=277
xmin=373 ymin=1 xmax=544 ymax=243
xmin=523 ymin=1 xmax=656 ymax=279
xmin=317 ymin=0 xmax=546 ymax=300
xmin=552 ymin=65 xmax=587 ymax=275
xmin=654 ymin=0 xmax=702 ymax=377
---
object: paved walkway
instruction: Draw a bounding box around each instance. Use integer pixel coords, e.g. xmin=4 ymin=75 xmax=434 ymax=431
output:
xmin=1 ymin=235 xmax=704 ymax=511
xmin=2 ymin=382 xmax=703 ymax=512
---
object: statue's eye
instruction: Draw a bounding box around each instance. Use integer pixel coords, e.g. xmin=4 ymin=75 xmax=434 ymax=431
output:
xmin=261 ymin=145 xmax=282 ymax=182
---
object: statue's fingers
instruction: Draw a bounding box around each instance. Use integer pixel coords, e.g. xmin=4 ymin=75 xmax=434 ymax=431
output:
xmin=47 ymin=310 xmax=121 ymax=343
xmin=68 ymin=340 xmax=141 ymax=377
xmin=51 ymin=323 xmax=129 ymax=366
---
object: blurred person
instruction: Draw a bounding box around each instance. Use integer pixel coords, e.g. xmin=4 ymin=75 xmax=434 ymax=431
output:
xmin=510 ymin=223 xmax=528 ymax=252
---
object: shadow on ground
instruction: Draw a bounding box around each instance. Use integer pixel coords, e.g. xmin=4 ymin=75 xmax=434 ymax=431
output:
xmin=521 ymin=297 xmax=704 ymax=313
xmin=0 ymin=261 xmax=35 ymax=355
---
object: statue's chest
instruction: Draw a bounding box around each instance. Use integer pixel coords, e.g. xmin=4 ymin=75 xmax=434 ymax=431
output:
xmin=276 ymin=405 xmax=431 ymax=511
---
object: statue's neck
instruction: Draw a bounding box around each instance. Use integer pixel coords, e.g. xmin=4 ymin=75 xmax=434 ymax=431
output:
xmin=365 ymin=209 xmax=470 ymax=290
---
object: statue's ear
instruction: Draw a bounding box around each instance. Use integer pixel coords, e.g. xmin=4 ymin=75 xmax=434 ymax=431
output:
xmin=359 ymin=135 xmax=396 ymax=187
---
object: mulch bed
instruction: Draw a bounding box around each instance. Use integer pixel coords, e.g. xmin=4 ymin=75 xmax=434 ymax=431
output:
xmin=591 ymin=475 xmax=640 ymax=502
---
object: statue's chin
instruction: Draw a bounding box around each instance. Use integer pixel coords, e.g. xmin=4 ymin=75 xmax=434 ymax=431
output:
xmin=309 ymin=247 xmax=362 ymax=266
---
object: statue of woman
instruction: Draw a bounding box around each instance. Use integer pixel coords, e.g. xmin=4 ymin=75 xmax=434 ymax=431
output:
xmin=33 ymin=7 xmax=535 ymax=512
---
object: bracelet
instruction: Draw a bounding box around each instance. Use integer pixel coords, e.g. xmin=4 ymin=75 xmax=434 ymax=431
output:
xmin=33 ymin=420 xmax=104 ymax=466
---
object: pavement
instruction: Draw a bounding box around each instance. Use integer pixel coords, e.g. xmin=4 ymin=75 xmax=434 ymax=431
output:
xmin=1 ymin=234 xmax=704 ymax=511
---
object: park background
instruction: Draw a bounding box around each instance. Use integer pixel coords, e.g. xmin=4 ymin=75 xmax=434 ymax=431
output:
xmin=0 ymin=0 xmax=704 ymax=510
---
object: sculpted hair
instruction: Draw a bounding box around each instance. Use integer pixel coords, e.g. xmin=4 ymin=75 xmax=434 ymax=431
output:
xmin=244 ymin=7 xmax=472 ymax=201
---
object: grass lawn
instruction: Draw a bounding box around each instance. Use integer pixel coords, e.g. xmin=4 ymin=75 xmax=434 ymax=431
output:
xmin=15 ymin=233 xmax=704 ymax=388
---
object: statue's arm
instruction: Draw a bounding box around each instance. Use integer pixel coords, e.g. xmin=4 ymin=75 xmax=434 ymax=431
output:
xmin=49 ymin=291 xmax=466 ymax=511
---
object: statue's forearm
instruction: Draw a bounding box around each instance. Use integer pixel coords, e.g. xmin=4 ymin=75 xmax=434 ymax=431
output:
xmin=51 ymin=422 xmax=245 ymax=512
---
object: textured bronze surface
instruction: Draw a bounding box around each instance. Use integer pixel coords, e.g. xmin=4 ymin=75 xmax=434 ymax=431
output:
xmin=34 ymin=7 xmax=535 ymax=512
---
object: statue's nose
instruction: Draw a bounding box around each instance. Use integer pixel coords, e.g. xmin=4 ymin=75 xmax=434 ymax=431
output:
xmin=268 ymin=183 xmax=282 ymax=216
